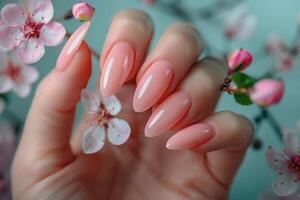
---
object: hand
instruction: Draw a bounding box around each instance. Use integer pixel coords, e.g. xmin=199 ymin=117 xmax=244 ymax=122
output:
xmin=12 ymin=9 xmax=254 ymax=200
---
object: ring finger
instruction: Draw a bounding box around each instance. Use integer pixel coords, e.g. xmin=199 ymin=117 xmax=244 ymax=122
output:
xmin=145 ymin=57 xmax=227 ymax=137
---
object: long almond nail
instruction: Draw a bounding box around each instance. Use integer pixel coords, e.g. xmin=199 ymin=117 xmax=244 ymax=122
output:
xmin=100 ymin=42 xmax=134 ymax=96
xmin=145 ymin=90 xmax=191 ymax=137
xmin=166 ymin=123 xmax=215 ymax=150
xmin=56 ymin=21 xmax=90 ymax=70
xmin=133 ymin=60 xmax=173 ymax=112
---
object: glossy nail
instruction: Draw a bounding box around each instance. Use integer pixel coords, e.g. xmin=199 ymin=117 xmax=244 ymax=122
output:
xmin=100 ymin=42 xmax=134 ymax=96
xmin=133 ymin=60 xmax=173 ymax=112
xmin=145 ymin=90 xmax=191 ymax=137
xmin=166 ymin=123 xmax=215 ymax=150
xmin=56 ymin=21 xmax=90 ymax=70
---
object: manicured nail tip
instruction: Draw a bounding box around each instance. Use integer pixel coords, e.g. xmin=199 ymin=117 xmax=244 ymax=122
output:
xmin=100 ymin=42 xmax=134 ymax=97
xmin=144 ymin=90 xmax=191 ymax=137
xmin=166 ymin=142 xmax=182 ymax=150
xmin=56 ymin=21 xmax=91 ymax=70
xmin=144 ymin=131 xmax=157 ymax=138
xmin=165 ymin=123 xmax=215 ymax=150
xmin=133 ymin=60 xmax=173 ymax=112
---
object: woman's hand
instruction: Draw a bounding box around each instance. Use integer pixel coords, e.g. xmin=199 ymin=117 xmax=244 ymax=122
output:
xmin=12 ymin=9 xmax=254 ymax=200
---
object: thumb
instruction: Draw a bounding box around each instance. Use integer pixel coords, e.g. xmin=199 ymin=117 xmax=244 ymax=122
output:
xmin=13 ymin=23 xmax=91 ymax=182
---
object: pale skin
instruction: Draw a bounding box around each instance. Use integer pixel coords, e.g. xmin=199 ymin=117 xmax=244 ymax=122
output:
xmin=11 ymin=10 xmax=254 ymax=200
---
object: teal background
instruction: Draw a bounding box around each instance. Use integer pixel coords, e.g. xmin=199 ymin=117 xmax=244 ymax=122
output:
xmin=1 ymin=0 xmax=300 ymax=199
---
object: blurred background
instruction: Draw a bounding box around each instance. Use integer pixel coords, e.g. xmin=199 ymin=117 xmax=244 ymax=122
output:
xmin=1 ymin=0 xmax=300 ymax=199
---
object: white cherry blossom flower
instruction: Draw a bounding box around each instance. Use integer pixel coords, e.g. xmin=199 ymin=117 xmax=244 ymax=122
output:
xmin=0 ymin=51 xmax=39 ymax=97
xmin=81 ymin=89 xmax=131 ymax=154
xmin=266 ymin=131 xmax=300 ymax=196
xmin=0 ymin=0 xmax=66 ymax=64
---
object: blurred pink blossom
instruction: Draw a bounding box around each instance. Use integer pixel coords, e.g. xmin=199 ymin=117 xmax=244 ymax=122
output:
xmin=0 ymin=50 xmax=39 ymax=98
xmin=227 ymin=48 xmax=252 ymax=74
xmin=266 ymin=131 xmax=300 ymax=196
xmin=0 ymin=121 xmax=15 ymax=199
xmin=72 ymin=2 xmax=94 ymax=22
xmin=223 ymin=4 xmax=256 ymax=40
xmin=249 ymin=79 xmax=284 ymax=107
xmin=275 ymin=51 xmax=295 ymax=72
xmin=0 ymin=0 xmax=66 ymax=64
xmin=265 ymin=35 xmax=297 ymax=72
xmin=81 ymin=89 xmax=131 ymax=154
xmin=265 ymin=35 xmax=285 ymax=53
xmin=0 ymin=121 xmax=15 ymax=173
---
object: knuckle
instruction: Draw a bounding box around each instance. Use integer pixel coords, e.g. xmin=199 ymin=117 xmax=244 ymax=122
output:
xmin=199 ymin=57 xmax=227 ymax=81
xmin=221 ymin=111 xmax=254 ymax=146
xmin=165 ymin=22 xmax=201 ymax=51
xmin=220 ymin=111 xmax=243 ymax=133
xmin=112 ymin=9 xmax=153 ymax=33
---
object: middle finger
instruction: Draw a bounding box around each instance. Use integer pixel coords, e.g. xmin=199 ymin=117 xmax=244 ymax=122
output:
xmin=133 ymin=22 xmax=202 ymax=112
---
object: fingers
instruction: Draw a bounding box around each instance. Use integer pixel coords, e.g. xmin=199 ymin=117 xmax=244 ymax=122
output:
xmin=167 ymin=111 xmax=254 ymax=186
xmin=133 ymin=23 xmax=202 ymax=112
xmin=14 ymin=25 xmax=91 ymax=174
xmin=145 ymin=57 xmax=227 ymax=137
xmin=99 ymin=9 xmax=153 ymax=96
xmin=166 ymin=111 xmax=254 ymax=151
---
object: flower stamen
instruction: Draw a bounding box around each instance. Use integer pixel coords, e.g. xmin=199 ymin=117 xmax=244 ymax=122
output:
xmin=22 ymin=18 xmax=44 ymax=39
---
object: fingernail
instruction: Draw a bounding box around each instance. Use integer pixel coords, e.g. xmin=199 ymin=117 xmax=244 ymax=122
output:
xmin=145 ymin=90 xmax=191 ymax=137
xmin=166 ymin=123 xmax=215 ymax=150
xmin=56 ymin=21 xmax=90 ymax=70
xmin=133 ymin=60 xmax=173 ymax=112
xmin=100 ymin=42 xmax=134 ymax=96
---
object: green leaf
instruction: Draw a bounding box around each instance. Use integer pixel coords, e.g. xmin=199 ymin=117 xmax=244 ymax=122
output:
xmin=233 ymin=93 xmax=253 ymax=105
xmin=231 ymin=72 xmax=256 ymax=88
xmin=233 ymin=63 xmax=244 ymax=73
xmin=0 ymin=93 xmax=9 ymax=102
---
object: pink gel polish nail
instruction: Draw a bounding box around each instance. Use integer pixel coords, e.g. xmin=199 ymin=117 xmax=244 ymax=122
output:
xmin=100 ymin=42 xmax=134 ymax=96
xmin=166 ymin=123 xmax=215 ymax=150
xmin=56 ymin=21 xmax=90 ymax=70
xmin=145 ymin=90 xmax=191 ymax=137
xmin=133 ymin=60 xmax=173 ymax=112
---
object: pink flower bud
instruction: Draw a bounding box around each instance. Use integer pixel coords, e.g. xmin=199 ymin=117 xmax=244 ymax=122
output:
xmin=249 ymin=79 xmax=284 ymax=107
xmin=72 ymin=2 xmax=94 ymax=22
xmin=228 ymin=48 xmax=252 ymax=74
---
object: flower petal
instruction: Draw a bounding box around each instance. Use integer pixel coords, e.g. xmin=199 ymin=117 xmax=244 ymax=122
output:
xmin=107 ymin=118 xmax=131 ymax=146
xmin=0 ymin=76 xmax=13 ymax=93
xmin=273 ymin=173 xmax=298 ymax=196
xmin=40 ymin=22 xmax=66 ymax=46
xmin=266 ymin=146 xmax=288 ymax=172
xmin=1 ymin=4 xmax=26 ymax=27
xmin=16 ymin=38 xmax=45 ymax=64
xmin=82 ymin=126 xmax=105 ymax=154
xmin=0 ymin=50 xmax=9 ymax=69
xmin=0 ymin=21 xmax=23 ymax=49
xmin=283 ymin=132 xmax=299 ymax=157
xmin=13 ymin=84 xmax=31 ymax=98
xmin=102 ymin=95 xmax=122 ymax=116
xmin=21 ymin=65 xmax=39 ymax=84
xmin=81 ymin=89 xmax=100 ymax=112
xmin=23 ymin=0 xmax=54 ymax=23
